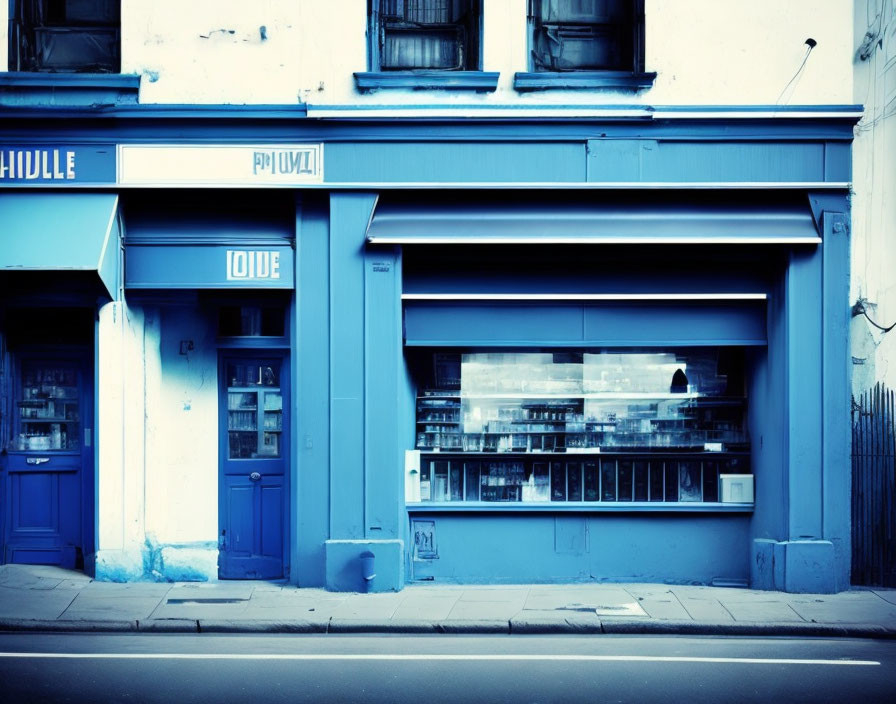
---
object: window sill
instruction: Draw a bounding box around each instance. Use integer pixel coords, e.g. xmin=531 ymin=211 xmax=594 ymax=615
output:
xmin=513 ymin=71 xmax=657 ymax=92
xmin=354 ymin=71 xmax=500 ymax=93
xmin=407 ymin=502 xmax=753 ymax=513
xmin=0 ymin=72 xmax=140 ymax=106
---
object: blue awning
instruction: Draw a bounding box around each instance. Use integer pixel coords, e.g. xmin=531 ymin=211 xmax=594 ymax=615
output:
xmin=122 ymin=191 xmax=295 ymax=289
xmin=367 ymin=192 xmax=821 ymax=245
xmin=0 ymin=192 xmax=120 ymax=298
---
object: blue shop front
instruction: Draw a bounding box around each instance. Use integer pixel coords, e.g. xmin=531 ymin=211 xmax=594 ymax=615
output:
xmin=0 ymin=106 xmax=857 ymax=593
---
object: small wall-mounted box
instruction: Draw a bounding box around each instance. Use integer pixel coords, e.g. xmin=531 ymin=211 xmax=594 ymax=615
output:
xmin=405 ymin=449 xmax=421 ymax=503
xmin=720 ymin=474 xmax=754 ymax=503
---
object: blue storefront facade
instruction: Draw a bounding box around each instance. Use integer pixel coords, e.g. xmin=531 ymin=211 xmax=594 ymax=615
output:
xmin=0 ymin=103 xmax=859 ymax=593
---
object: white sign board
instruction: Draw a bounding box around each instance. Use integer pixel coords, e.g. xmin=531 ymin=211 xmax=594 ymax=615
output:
xmin=118 ymin=144 xmax=323 ymax=186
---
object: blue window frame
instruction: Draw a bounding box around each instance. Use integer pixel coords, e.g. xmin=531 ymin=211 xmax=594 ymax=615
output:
xmin=516 ymin=0 xmax=655 ymax=91
xmin=372 ymin=0 xmax=481 ymax=71
xmin=8 ymin=0 xmax=120 ymax=73
xmin=357 ymin=1 xmax=498 ymax=92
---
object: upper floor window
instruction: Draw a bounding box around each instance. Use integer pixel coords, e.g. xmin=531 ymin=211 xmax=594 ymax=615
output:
xmin=529 ymin=0 xmax=643 ymax=72
xmin=371 ymin=0 xmax=481 ymax=71
xmin=8 ymin=0 xmax=121 ymax=73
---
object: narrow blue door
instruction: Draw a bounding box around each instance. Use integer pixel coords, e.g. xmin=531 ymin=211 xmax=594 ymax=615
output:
xmin=3 ymin=353 xmax=92 ymax=568
xmin=218 ymin=354 xmax=288 ymax=579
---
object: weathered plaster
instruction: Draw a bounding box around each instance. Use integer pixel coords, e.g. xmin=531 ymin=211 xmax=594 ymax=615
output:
xmin=120 ymin=0 xmax=853 ymax=106
xmin=852 ymin=0 xmax=896 ymax=392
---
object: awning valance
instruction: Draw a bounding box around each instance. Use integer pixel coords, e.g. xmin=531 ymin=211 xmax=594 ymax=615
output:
xmin=404 ymin=298 xmax=767 ymax=347
xmin=0 ymin=192 xmax=120 ymax=298
xmin=367 ymin=192 xmax=820 ymax=245
xmin=122 ymin=191 xmax=294 ymax=289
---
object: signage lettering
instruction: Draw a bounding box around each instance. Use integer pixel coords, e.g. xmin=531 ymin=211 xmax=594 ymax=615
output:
xmin=226 ymin=250 xmax=281 ymax=281
xmin=0 ymin=148 xmax=76 ymax=180
xmin=252 ymin=149 xmax=316 ymax=176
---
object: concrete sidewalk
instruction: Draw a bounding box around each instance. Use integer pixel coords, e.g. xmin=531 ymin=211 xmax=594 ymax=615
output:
xmin=1 ymin=564 xmax=895 ymax=638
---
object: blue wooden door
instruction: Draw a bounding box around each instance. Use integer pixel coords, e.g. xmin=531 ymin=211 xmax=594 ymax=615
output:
xmin=218 ymin=354 xmax=288 ymax=579
xmin=3 ymin=353 xmax=92 ymax=568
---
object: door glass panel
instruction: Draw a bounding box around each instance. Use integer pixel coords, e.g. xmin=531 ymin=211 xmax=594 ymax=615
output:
xmin=226 ymin=362 xmax=279 ymax=388
xmin=226 ymin=361 xmax=281 ymax=459
xmin=15 ymin=362 xmax=80 ymax=451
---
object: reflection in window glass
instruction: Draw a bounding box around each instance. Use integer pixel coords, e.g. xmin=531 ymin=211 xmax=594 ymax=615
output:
xmin=15 ymin=361 xmax=80 ymax=451
xmin=226 ymin=361 xmax=281 ymax=459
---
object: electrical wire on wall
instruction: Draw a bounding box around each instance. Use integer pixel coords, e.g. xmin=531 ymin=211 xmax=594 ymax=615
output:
xmin=775 ymin=38 xmax=817 ymax=105
xmin=852 ymin=299 xmax=896 ymax=334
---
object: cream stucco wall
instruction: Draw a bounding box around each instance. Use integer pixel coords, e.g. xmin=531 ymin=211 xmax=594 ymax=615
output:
xmin=143 ymin=305 xmax=219 ymax=547
xmin=119 ymin=0 xmax=854 ymax=106
xmin=851 ymin=0 xmax=896 ymax=395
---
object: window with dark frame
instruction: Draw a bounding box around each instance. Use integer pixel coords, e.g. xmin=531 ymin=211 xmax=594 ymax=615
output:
xmin=372 ymin=0 xmax=481 ymax=71
xmin=8 ymin=0 xmax=121 ymax=73
xmin=529 ymin=0 xmax=643 ymax=72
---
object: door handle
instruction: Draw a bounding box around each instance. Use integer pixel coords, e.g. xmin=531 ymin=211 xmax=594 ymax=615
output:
xmin=249 ymin=472 xmax=261 ymax=482
xmin=26 ymin=457 xmax=51 ymax=465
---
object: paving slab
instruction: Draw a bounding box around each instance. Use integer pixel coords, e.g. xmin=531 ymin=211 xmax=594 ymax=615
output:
xmin=60 ymin=595 xmax=165 ymax=621
xmin=79 ymin=582 xmax=172 ymax=598
xmin=454 ymin=586 xmax=530 ymax=602
xmin=671 ymin=593 xmax=736 ymax=622
xmin=788 ymin=593 xmax=896 ymax=624
xmin=391 ymin=593 xmax=461 ymax=621
xmin=329 ymin=592 xmax=405 ymax=620
xmin=166 ymin=582 xmax=256 ymax=600
xmin=719 ymin=599 xmax=805 ymax=622
xmin=871 ymin=589 xmax=896 ymax=606
xmin=0 ymin=587 xmax=79 ymax=620
xmin=524 ymin=586 xmax=633 ymax=611
xmin=0 ymin=565 xmax=90 ymax=590
xmin=625 ymin=587 xmax=691 ymax=620
xmin=446 ymin=599 xmax=523 ymax=621
xmin=150 ymin=598 xmax=251 ymax=620
xmin=240 ymin=605 xmax=334 ymax=621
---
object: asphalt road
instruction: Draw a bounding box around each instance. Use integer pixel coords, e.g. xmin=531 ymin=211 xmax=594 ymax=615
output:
xmin=0 ymin=633 xmax=893 ymax=704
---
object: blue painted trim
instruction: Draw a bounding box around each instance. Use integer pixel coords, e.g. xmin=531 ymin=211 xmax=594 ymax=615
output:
xmin=310 ymin=103 xmax=862 ymax=113
xmin=0 ymin=103 xmax=860 ymax=122
xmin=354 ymin=72 xmax=500 ymax=93
xmin=0 ymin=73 xmax=140 ymax=107
xmin=407 ymin=502 xmax=754 ymax=513
xmin=0 ymin=124 xmax=858 ymax=150
xmin=514 ymin=71 xmax=657 ymax=92
xmin=0 ymin=72 xmax=140 ymax=89
xmin=404 ymin=339 xmax=768 ymax=347
xmin=820 ymin=206 xmax=851 ymax=592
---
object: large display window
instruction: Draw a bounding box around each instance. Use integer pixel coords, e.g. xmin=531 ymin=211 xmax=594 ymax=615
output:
xmin=409 ymin=348 xmax=753 ymax=506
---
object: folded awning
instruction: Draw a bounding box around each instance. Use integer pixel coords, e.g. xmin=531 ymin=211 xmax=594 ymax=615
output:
xmin=0 ymin=192 xmax=120 ymax=298
xmin=122 ymin=191 xmax=295 ymax=289
xmin=367 ymin=192 xmax=821 ymax=245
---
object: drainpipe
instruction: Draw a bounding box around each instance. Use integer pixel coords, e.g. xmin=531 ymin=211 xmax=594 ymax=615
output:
xmin=360 ymin=550 xmax=376 ymax=593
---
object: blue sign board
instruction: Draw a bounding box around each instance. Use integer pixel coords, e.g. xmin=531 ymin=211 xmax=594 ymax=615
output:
xmin=125 ymin=245 xmax=294 ymax=289
xmin=0 ymin=145 xmax=117 ymax=184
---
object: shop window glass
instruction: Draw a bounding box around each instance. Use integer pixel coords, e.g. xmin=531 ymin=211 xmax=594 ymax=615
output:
xmin=372 ymin=0 xmax=481 ymax=70
xmin=412 ymin=348 xmax=752 ymax=505
xmin=529 ymin=0 xmax=643 ymax=72
xmin=8 ymin=0 xmax=121 ymax=73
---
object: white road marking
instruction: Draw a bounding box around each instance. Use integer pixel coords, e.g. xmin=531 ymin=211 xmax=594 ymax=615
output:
xmin=0 ymin=653 xmax=880 ymax=666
